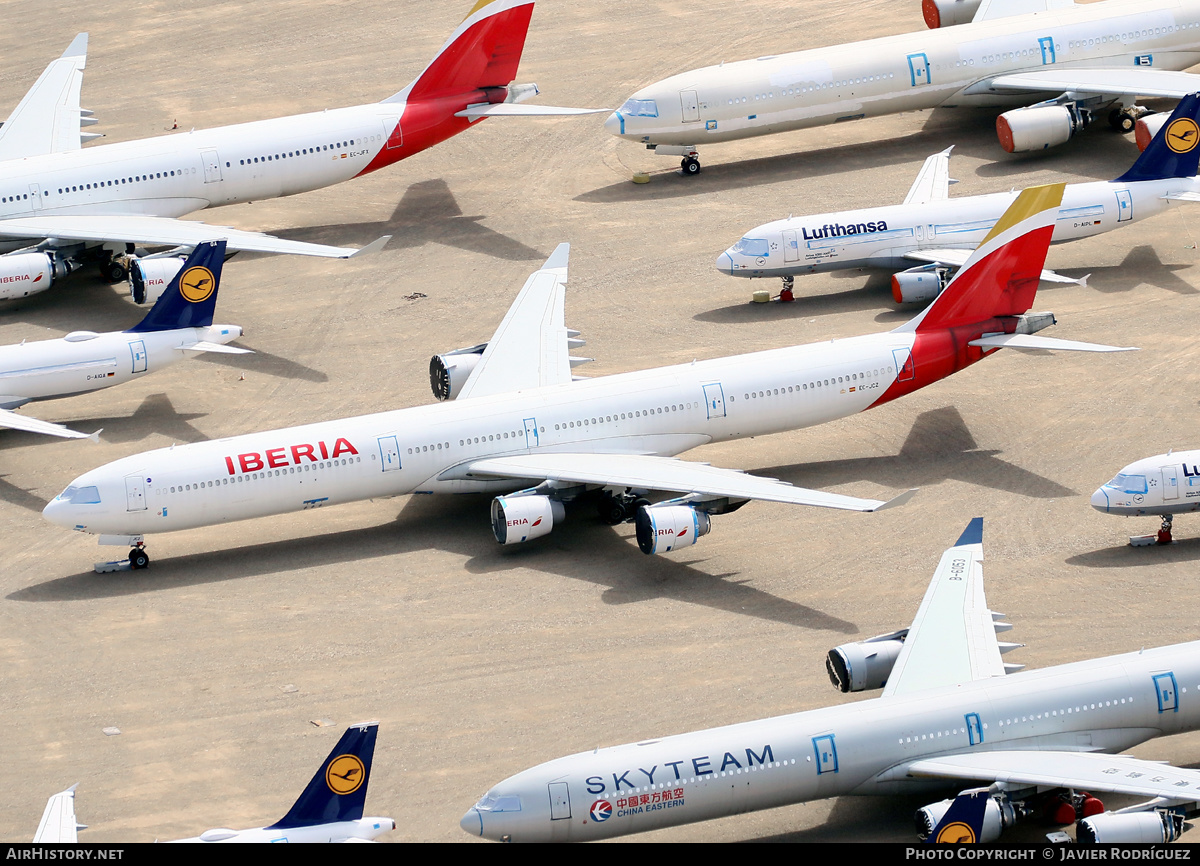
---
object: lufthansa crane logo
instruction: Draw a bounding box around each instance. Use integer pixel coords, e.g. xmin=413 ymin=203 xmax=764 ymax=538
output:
xmin=325 ymin=754 xmax=365 ymax=795
xmin=935 ymin=821 xmax=977 ymax=843
xmin=1165 ymin=117 xmax=1200 ymax=154
xmin=178 ymin=265 xmax=216 ymax=303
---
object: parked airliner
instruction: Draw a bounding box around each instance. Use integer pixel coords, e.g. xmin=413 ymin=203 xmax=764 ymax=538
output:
xmin=32 ymin=786 xmax=83 ymax=843
xmin=1092 ymin=449 xmax=1200 ymax=545
xmin=718 ymin=94 xmax=1200 ymax=302
xmin=608 ymin=0 xmax=1200 ymax=173
xmin=462 ymin=518 xmax=1200 ymax=844
xmin=43 ymin=184 xmax=1132 ymax=570
xmin=0 ymin=240 xmax=246 ymax=442
xmin=0 ymin=0 xmax=600 ymax=301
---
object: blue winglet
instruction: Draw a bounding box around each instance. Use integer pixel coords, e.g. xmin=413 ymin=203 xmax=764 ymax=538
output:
xmin=125 ymin=240 xmax=227 ymax=333
xmin=954 ymin=517 xmax=983 ymax=548
xmin=1115 ymin=93 xmax=1200 ymax=183
xmin=265 ymin=722 xmax=378 ymax=829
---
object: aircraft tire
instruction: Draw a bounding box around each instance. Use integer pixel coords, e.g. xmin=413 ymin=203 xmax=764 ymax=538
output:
xmin=129 ymin=548 xmax=150 ymax=570
xmin=101 ymin=259 xmax=128 ymax=283
xmin=681 ymin=157 xmax=701 ymax=175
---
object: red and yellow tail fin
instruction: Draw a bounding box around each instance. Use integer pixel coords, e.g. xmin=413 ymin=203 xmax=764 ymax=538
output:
xmin=899 ymin=183 xmax=1065 ymax=333
xmin=385 ymin=0 xmax=534 ymax=104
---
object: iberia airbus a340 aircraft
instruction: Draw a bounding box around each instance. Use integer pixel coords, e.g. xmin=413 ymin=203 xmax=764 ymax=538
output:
xmin=0 ymin=0 xmax=600 ymax=303
xmin=44 ymin=184 xmax=1131 ymax=570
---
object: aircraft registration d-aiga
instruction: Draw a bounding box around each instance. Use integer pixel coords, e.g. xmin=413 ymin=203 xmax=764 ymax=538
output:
xmin=719 ymin=93 xmax=1200 ymax=302
xmin=0 ymin=0 xmax=601 ymax=303
xmin=0 ymin=239 xmax=247 ymax=441
xmin=607 ymin=0 xmax=1200 ymax=173
xmin=43 ymin=184 xmax=1134 ymax=570
xmin=1092 ymin=449 xmax=1200 ymax=545
xmin=461 ymin=519 xmax=1200 ymax=844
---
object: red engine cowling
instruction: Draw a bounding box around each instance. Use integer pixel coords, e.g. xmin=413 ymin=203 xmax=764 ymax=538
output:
xmin=129 ymin=256 xmax=186 ymax=305
xmin=996 ymin=105 xmax=1080 ymax=153
xmin=1135 ymin=112 xmax=1168 ymax=152
xmin=491 ymin=495 xmax=565 ymax=545
xmin=891 ymin=269 xmax=948 ymax=304
xmin=922 ymin=0 xmax=982 ymax=28
xmin=0 ymin=252 xmax=60 ymax=300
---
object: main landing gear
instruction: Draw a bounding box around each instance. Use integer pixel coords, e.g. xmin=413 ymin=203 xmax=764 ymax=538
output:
xmin=1108 ymin=105 xmax=1149 ymax=133
xmin=597 ymin=491 xmax=650 ymax=525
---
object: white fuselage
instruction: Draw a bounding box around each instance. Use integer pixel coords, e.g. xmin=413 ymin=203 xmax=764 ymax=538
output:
xmin=607 ymin=0 xmax=1200 ymax=147
xmin=1091 ymin=450 xmax=1200 ymax=517
xmin=0 ymin=324 xmax=241 ymax=408
xmin=43 ymin=331 xmax=915 ymax=537
xmin=169 ymin=817 xmax=394 ymax=843
xmin=718 ymin=178 xmax=1184 ymax=278
xmin=0 ymin=102 xmax=407 ymax=252
xmin=462 ymin=642 xmax=1200 ymax=842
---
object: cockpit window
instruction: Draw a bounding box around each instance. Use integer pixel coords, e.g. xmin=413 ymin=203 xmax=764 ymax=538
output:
xmin=731 ymin=237 xmax=769 ymax=257
xmin=57 ymin=485 xmax=101 ymax=504
xmin=619 ymin=98 xmax=659 ymax=117
xmin=1105 ymin=474 xmax=1147 ymax=495
xmin=474 ymin=794 xmax=522 ymax=812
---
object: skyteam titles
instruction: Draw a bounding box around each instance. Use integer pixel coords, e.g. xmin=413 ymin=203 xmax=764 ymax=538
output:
xmin=584 ymin=745 xmax=774 ymax=794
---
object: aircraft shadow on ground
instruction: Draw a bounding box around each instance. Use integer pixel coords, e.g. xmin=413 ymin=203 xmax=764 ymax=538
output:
xmin=194 ymin=343 xmax=327 ymax=383
xmin=264 ymin=178 xmax=546 ymax=262
xmin=695 ymin=272 xmax=911 ymax=324
xmin=0 ymin=472 xmax=50 ymax=513
xmin=749 ymin=792 xmax=932 ymax=843
xmin=0 ymin=272 xmax=135 ymax=330
xmin=1067 ymin=535 xmax=1200 ymax=567
xmin=0 ymin=393 xmax=208 ymax=456
xmin=578 ymin=107 xmax=1137 ymax=205
xmin=11 ymin=493 xmax=857 ymax=633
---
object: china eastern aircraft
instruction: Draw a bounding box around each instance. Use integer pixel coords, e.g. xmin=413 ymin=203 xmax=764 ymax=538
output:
xmin=1092 ymin=449 xmax=1200 ymax=545
xmin=43 ymin=184 xmax=1132 ymax=571
xmin=461 ymin=519 xmax=1200 ymax=844
xmin=607 ymin=0 xmax=1200 ymax=174
xmin=719 ymin=94 xmax=1200 ymax=303
xmin=0 ymin=239 xmax=246 ymax=441
xmin=0 ymin=0 xmax=600 ymax=302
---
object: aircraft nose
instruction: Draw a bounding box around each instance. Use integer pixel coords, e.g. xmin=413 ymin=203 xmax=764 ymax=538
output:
xmin=1090 ymin=487 xmax=1110 ymax=512
xmin=603 ymin=111 xmax=624 ymax=136
xmin=460 ymin=807 xmax=482 ymax=837
xmin=715 ymin=251 xmax=734 ymax=275
xmin=42 ymin=496 xmax=69 ymax=528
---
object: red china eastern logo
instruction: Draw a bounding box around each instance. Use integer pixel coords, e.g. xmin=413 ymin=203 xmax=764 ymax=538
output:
xmin=223 ymin=438 xmax=359 ymax=474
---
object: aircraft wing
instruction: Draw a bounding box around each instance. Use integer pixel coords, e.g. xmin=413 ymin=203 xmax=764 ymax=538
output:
xmin=0 ymin=406 xmax=94 ymax=440
xmin=451 ymin=452 xmax=916 ymax=512
xmin=903 ymin=147 xmax=954 ymax=205
xmin=906 ymin=751 xmax=1200 ymax=802
xmin=0 ymin=34 xmax=89 ymax=161
xmin=985 ymin=68 xmax=1200 ymax=99
xmin=456 ymin=244 xmax=574 ymax=400
xmin=902 ymin=248 xmax=1082 ymax=284
xmin=33 ymin=786 xmax=80 ymax=843
xmin=0 ymin=215 xmax=389 ymax=259
xmin=881 ymin=518 xmax=1008 ymax=698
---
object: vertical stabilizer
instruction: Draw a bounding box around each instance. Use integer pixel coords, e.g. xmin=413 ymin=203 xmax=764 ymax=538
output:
xmin=126 ymin=240 xmax=227 ymax=333
xmin=265 ymin=722 xmax=379 ymax=830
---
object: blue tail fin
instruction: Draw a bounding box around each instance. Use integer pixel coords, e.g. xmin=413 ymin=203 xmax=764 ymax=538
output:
xmin=926 ymin=788 xmax=992 ymax=843
xmin=265 ymin=722 xmax=378 ymax=829
xmin=1115 ymin=94 xmax=1200 ymax=183
xmin=125 ymin=240 xmax=227 ymax=333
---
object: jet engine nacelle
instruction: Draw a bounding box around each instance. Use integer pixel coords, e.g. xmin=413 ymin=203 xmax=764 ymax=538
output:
xmin=129 ymin=256 xmax=187 ymax=305
xmin=634 ymin=503 xmax=711 ymax=555
xmin=491 ymin=494 xmax=565 ymax=545
xmin=1077 ymin=811 xmax=1185 ymax=844
xmin=429 ymin=343 xmax=487 ymax=401
xmin=825 ymin=630 xmax=908 ymax=692
xmin=996 ymin=104 xmax=1084 ymax=154
xmin=915 ymin=793 xmax=1015 ymax=843
xmin=922 ymin=0 xmax=982 ymax=28
xmin=891 ymin=268 xmax=949 ymax=304
xmin=0 ymin=251 xmax=59 ymax=300
xmin=1135 ymin=112 xmax=1168 ymax=152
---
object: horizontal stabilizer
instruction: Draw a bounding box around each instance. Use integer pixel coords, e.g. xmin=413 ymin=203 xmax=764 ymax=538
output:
xmin=1163 ymin=191 xmax=1200 ymax=203
xmin=0 ymin=406 xmax=92 ymax=439
xmin=177 ymin=341 xmax=254 ymax=354
xmin=968 ymin=333 xmax=1136 ymax=352
xmin=350 ymin=236 xmax=391 ymax=257
xmin=455 ymin=103 xmax=610 ymax=118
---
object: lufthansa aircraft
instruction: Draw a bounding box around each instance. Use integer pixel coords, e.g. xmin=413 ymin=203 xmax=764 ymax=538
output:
xmin=608 ymin=0 xmax=1200 ymax=173
xmin=1092 ymin=450 xmax=1200 ymax=544
xmin=0 ymin=240 xmax=246 ymax=441
xmin=462 ymin=519 xmax=1200 ymax=844
xmin=43 ymin=185 xmax=1133 ymax=570
xmin=0 ymin=0 xmax=599 ymax=300
xmin=719 ymin=94 xmax=1200 ymax=302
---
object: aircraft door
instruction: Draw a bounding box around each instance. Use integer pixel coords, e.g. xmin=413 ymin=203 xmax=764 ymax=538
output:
xmin=1162 ymin=465 xmax=1179 ymax=501
xmin=125 ymin=474 xmax=147 ymax=512
xmin=548 ymin=782 xmax=572 ymax=820
xmin=1153 ymin=672 xmax=1179 ymax=713
xmin=892 ymin=347 xmax=915 ymax=382
xmin=384 ymin=117 xmax=403 ymax=150
xmin=201 ymin=150 xmax=223 ymax=183
xmin=1038 ymin=36 xmax=1056 ymax=64
xmin=377 ymin=435 xmax=401 ymax=471
xmin=811 ymin=734 xmax=838 ymax=774
xmin=129 ymin=340 xmax=147 ymax=374
xmin=782 ymin=229 xmax=799 ymax=263
xmin=965 ymin=712 xmax=984 ymax=746
xmin=907 ymin=53 xmax=931 ymax=87
xmin=680 ymin=90 xmax=700 ymax=123
xmin=702 ymin=383 xmax=726 ymax=419
xmin=523 ymin=417 xmax=540 ymax=448
xmin=1115 ymin=189 xmax=1133 ymax=222
xmin=28 ymin=183 xmax=42 ymax=211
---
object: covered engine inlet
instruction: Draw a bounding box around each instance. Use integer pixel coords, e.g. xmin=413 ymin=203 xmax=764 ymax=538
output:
xmin=825 ymin=629 xmax=907 ymax=692
xmin=922 ymin=0 xmax=982 ymax=29
xmin=916 ymin=791 xmax=1016 ymax=843
xmin=129 ymin=256 xmax=187 ymax=305
xmin=891 ymin=267 xmax=950 ymax=304
xmin=634 ymin=503 xmax=711 ymax=555
xmin=491 ymin=494 xmax=565 ymax=545
xmin=997 ymin=103 xmax=1088 ymax=154
xmin=430 ymin=343 xmax=487 ymax=401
